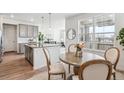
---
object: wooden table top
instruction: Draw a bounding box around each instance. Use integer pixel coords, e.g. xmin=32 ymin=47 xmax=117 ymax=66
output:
xmin=59 ymin=52 xmax=104 ymax=67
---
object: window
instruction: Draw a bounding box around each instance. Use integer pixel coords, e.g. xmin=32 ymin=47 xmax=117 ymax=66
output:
xmin=78 ymin=14 xmax=115 ymax=51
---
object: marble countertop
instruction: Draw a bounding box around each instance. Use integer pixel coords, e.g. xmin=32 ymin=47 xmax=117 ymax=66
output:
xmin=25 ymin=43 xmax=61 ymax=48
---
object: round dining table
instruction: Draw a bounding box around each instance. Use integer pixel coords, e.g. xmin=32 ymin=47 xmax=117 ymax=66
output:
xmin=59 ymin=52 xmax=104 ymax=75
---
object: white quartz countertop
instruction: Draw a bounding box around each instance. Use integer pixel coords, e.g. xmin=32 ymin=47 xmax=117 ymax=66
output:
xmin=25 ymin=43 xmax=61 ymax=48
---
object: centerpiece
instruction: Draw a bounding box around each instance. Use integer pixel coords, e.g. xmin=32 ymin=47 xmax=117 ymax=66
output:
xmin=75 ymin=42 xmax=85 ymax=57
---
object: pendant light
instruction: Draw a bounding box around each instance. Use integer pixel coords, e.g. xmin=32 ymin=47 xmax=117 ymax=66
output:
xmin=49 ymin=13 xmax=52 ymax=31
xmin=41 ymin=16 xmax=44 ymax=31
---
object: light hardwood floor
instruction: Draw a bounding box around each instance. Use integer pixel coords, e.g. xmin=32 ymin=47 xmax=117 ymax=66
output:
xmin=0 ymin=52 xmax=124 ymax=80
xmin=0 ymin=52 xmax=46 ymax=80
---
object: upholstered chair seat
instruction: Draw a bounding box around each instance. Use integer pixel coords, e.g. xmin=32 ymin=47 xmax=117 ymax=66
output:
xmin=49 ymin=63 xmax=65 ymax=74
xmin=43 ymin=47 xmax=66 ymax=80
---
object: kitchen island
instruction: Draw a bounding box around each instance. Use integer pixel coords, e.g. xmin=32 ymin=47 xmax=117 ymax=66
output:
xmin=25 ymin=44 xmax=61 ymax=70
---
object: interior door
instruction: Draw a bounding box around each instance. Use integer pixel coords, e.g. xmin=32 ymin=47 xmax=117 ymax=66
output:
xmin=3 ymin=24 xmax=17 ymax=52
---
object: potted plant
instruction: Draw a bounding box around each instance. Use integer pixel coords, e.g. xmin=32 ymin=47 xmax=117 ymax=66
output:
xmin=116 ymin=28 xmax=124 ymax=50
xmin=38 ymin=32 xmax=44 ymax=44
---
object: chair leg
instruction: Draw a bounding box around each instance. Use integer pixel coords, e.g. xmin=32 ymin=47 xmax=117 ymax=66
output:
xmin=62 ymin=74 xmax=63 ymax=78
xmin=48 ymin=74 xmax=50 ymax=80
xmin=113 ymin=72 xmax=116 ymax=80
xmin=68 ymin=64 xmax=70 ymax=73
xmin=64 ymin=73 xmax=66 ymax=80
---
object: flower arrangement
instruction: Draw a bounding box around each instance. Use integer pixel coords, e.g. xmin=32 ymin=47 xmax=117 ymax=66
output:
xmin=75 ymin=42 xmax=85 ymax=51
xmin=75 ymin=42 xmax=85 ymax=57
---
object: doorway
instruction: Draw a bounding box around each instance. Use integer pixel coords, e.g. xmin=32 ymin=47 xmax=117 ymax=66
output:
xmin=3 ymin=24 xmax=17 ymax=52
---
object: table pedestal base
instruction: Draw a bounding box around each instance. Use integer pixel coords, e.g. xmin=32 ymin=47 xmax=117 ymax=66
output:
xmin=73 ymin=67 xmax=80 ymax=75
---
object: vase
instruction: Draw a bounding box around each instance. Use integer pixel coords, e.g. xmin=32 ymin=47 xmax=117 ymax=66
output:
xmin=38 ymin=41 xmax=43 ymax=47
xmin=75 ymin=48 xmax=82 ymax=57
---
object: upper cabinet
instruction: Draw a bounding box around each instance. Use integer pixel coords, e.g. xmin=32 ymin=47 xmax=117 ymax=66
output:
xmin=19 ymin=24 xmax=38 ymax=38
xmin=19 ymin=24 xmax=28 ymax=37
xmin=28 ymin=25 xmax=34 ymax=38
xmin=33 ymin=26 xmax=38 ymax=38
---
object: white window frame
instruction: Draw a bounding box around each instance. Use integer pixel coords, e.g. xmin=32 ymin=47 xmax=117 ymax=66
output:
xmin=78 ymin=14 xmax=115 ymax=52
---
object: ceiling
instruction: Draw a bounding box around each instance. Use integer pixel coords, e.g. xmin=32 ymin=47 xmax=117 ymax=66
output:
xmin=0 ymin=13 xmax=77 ymax=24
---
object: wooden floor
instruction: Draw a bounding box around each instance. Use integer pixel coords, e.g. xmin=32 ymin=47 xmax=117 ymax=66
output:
xmin=1 ymin=52 xmax=124 ymax=80
xmin=0 ymin=52 xmax=46 ymax=80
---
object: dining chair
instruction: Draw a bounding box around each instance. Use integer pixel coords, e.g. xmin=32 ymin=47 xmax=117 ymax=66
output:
xmin=67 ymin=59 xmax=112 ymax=80
xmin=68 ymin=44 xmax=76 ymax=73
xmin=43 ymin=47 xmax=66 ymax=80
xmin=104 ymin=47 xmax=120 ymax=80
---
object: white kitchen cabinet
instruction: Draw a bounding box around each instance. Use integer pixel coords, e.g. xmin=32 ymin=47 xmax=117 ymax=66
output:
xmin=25 ymin=44 xmax=61 ymax=69
xmin=28 ymin=25 xmax=34 ymax=38
xmin=33 ymin=26 xmax=38 ymax=38
xmin=19 ymin=24 xmax=38 ymax=38
xmin=19 ymin=24 xmax=28 ymax=38
xmin=19 ymin=43 xmax=26 ymax=53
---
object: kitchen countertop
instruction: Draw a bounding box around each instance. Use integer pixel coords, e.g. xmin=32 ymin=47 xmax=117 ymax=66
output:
xmin=25 ymin=43 xmax=61 ymax=48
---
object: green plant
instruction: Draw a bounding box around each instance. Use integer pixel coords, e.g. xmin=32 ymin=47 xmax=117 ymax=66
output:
xmin=116 ymin=28 xmax=124 ymax=48
xmin=38 ymin=32 xmax=44 ymax=42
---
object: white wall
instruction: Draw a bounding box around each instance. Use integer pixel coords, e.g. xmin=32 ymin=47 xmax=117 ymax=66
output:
xmin=65 ymin=13 xmax=124 ymax=71
xmin=40 ymin=18 xmax=65 ymax=42
xmin=65 ymin=16 xmax=78 ymax=51
xmin=52 ymin=19 xmax=65 ymax=42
